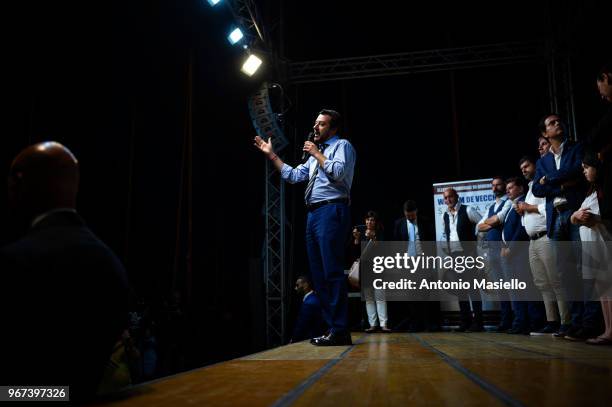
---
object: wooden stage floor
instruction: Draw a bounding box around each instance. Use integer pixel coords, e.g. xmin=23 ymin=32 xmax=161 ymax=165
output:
xmin=96 ymin=332 xmax=612 ymax=406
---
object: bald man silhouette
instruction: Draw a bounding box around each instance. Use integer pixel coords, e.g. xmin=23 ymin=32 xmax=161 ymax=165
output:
xmin=0 ymin=142 xmax=129 ymax=402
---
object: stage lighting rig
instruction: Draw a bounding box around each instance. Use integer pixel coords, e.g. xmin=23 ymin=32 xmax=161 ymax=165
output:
xmin=228 ymin=28 xmax=244 ymax=45
xmin=241 ymin=53 xmax=263 ymax=76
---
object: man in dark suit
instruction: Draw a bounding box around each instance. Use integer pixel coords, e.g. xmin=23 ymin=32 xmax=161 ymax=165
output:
xmin=0 ymin=142 xmax=130 ymax=402
xmin=291 ymin=276 xmax=326 ymax=342
xmin=500 ymin=177 xmax=545 ymax=334
xmin=532 ymin=114 xmax=587 ymax=240
xmin=393 ymin=200 xmax=440 ymax=332
xmin=531 ymin=114 xmax=601 ymax=340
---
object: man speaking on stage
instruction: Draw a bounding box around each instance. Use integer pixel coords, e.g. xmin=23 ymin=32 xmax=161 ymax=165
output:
xmin=254 ymin=109 xmax=356 ymax=346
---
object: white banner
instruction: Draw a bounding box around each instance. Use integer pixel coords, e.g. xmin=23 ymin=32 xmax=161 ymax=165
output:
xmin=432 ymin=178 xmax=494 ymax=241
xmin=432 ymin=178 xmax=499 ymax=313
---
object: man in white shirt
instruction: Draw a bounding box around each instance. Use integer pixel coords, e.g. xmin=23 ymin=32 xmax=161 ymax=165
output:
xmin=516 ymin=156 xmax=570 ymax=335
xmin=478 ymin=177 xmax=513 ymax=331
xmin=441 ymin=188 xmax=484 ymax=331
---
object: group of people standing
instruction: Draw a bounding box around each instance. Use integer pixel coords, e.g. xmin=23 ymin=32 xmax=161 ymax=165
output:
xmin=256 ymin=62 xmax=611 ymax=346
xmin=437 ymin=63 xmax=611 ymax=343
xmin=349 ymin=202 xmax=440 ymax=334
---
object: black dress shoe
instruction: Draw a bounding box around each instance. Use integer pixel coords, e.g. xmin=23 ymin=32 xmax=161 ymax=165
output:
xmin=530 ymin=323 xmax=560 ymax=336
xmin=310 ymin=334 xmax=328 ymax=344
xmin=551 ymin=324 xmax=571 ymax=337
xmin=312 ymin=332 xmax=353 ymax=346
xmin=557 ymin=325 xmax=580 ymax=339
xmin=506 ymin=327 xmax=529 ymax=335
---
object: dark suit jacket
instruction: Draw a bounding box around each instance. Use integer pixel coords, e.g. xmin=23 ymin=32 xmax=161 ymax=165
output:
xmin=0 ymin=211 xmax=129 ymax=402
xmin=393 ymin=216 xmax=434 ymax=257
xmin=292 ymin=292 xmax=325 ymax=342
xmin=501 ymin=197 xmax=530 ymax=276
xmin=532 ymin=140 xmax=587 ymax=236
xmin=393 ymin=217 xmax=433 ymax=242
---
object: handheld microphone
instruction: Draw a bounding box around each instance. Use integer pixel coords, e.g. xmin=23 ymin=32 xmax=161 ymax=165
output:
xmin=301 ymin=131 xmax=315 ymax=161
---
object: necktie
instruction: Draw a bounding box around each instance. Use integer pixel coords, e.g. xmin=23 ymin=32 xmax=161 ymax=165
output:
xmin=304 ymin=143 xmax=328 ymax=204
xmin=408 ymin=221 xmax=416 ymax=256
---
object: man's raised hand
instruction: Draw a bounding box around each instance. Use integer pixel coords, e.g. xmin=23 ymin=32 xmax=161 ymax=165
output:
xmin=254 ymin=135 xmax=274 ymax=156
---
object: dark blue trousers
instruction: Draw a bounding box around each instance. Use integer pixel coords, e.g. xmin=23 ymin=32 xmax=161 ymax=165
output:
xmin=489 ymin=244 xmax=513 ymax=328
xmin=305 ymin=203 xmax=351 ymax=335
xmin=501 ymin=252 xmax=545 ymax=330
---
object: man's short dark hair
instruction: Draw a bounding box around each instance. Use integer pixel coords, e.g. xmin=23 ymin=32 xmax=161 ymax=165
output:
xmin=538 ymin=113 xmax=562 ymax=133
xmin=506 ymin=176 xmax=525 ymax=189
xmin=403 ymin=200 xmax=418 ymax=212
xmin=492 ymin=176 xmax=505 ymax=184
xmin=597 ymin=61 xmax=612 ymax=82
xmin=519 ymin=156 xmax=535 ymax=167
xmin=319 ymin=109 xmax=341 ymax=130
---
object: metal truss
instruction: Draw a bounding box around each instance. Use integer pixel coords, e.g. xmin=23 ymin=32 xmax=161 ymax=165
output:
xmin=226 ymin=0 xmax=288 ymax=347
xmin=547 ymin=49 xmax=578 ymax=139
xmin=263 ymin=163 xmax=285 ymax=347
xmin=288 ymin=41 xmax=545 ymax=84
xmin=248 ymin=82 xmax=287 ymax=348
xmin=225 ymin=0 xmax=268 ymax=47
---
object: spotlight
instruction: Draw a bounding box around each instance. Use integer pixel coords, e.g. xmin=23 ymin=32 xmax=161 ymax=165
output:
xmin=241 ymin=54 xmax=263 ymax=76
xmin=207 ymin=0 xmax=222 ymax=6
xmin=228 ymin=28 xmax=244 ymax=45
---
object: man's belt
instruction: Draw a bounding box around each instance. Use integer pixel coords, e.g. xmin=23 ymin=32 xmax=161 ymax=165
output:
xmin=306 ymin=198 xmax=349 ymax=212
xmin=554 ymin=203 xmax=569 ymax=213
xmin=530 ymin=231 xmax=547 ymax=240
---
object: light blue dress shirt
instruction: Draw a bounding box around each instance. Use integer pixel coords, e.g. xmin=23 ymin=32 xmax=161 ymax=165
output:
xmin=280 ymin=135 xmax=356 ymax=204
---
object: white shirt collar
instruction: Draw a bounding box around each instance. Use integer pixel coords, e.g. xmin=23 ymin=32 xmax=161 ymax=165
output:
xmin=303 ymin=290 xmax=314 ymax=302
xmin=551 ymin=140 xmax=566 ymax=157
xmin=446 ymin=202 xmax=461 ymax=214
